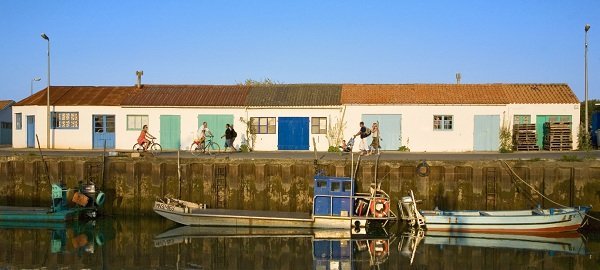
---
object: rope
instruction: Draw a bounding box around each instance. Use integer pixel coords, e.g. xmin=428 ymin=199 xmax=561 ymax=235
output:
xmin=500 ymin=160 xmax=600 ymax=223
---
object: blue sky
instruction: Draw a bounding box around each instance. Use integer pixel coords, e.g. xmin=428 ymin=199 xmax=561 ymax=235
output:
xmin=1 ymin=1 xmax=598 ymax=102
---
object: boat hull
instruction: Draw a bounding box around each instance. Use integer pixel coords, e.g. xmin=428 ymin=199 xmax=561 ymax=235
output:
xmin=422 ymin=207 xmax=589 ymax=233
xmin=0 ymin=206 xmax=82 ymax=222
xmin=153 ymin=201 xmax=384 ymax=229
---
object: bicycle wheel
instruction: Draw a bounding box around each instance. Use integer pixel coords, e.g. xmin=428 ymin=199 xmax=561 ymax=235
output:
xmin=207 ymin=142 xmax=220 ymax=155
xmin=133 ymin=143 xmax=144 ymax=153
xmin=150 ymin=143 xmax=162 ymax=156
xmin=190 ymin=143 xmax=202 ymax=156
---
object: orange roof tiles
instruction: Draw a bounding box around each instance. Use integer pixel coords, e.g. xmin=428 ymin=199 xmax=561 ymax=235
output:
xmin=340 ymin=84 xmax=579 ymax=105
xmin=0 ymin=100 xmax=15 ymax=110
xmin=15 ymin=86 xmax=134 ymax=106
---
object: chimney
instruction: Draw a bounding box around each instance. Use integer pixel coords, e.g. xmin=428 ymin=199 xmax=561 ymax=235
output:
xmin=455 ymin=72 xmax=461 ymax=85
xmin=136 ymin=70 xmax=144 ymax=89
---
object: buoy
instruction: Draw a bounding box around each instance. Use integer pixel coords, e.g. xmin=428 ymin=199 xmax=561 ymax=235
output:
xmin=95 ymin=192 xmax=106 ymax=207
xmin=416 ymin=160 xmax=431 ymax=177
xmin=370 ymin=198 xmax=390 ymax=218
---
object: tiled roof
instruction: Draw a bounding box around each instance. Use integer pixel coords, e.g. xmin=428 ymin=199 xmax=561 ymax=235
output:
xmin=121 ymin=85 xmax=249 ymax=106
xmin=0 ymin=100 xmax=15 ymax=110
xmin=246 ymin=84 xmax=342 ymax=106
xmin=340 ymin=84 xmax=579 ymax=104
xmin=14 ymin=86 xmax=134 ymax=106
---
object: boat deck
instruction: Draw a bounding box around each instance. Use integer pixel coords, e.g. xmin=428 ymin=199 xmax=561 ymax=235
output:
xmin=0 ymin=206 xmax=54 ymax=212
xmin=190 ymin=208 xmax=313 ymax=221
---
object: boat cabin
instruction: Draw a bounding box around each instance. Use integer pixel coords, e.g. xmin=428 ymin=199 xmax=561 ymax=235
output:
xmin=313 ymin=176 xmax=354 ymax=217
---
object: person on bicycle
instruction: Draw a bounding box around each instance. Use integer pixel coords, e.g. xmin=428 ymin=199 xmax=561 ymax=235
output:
xmin=196 ymin=122 xmax=213 ymax=150
xmin=138 ymin=125 xmax=156 ymax=151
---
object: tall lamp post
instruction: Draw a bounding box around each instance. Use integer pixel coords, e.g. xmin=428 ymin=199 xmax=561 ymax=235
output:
xmin=30 ymin=77 xmax=41 ymax=96
xmin=41 ymin=33 xmax=51 ymax=149
xmin=585 ymin=24 xmax=590 ymax=137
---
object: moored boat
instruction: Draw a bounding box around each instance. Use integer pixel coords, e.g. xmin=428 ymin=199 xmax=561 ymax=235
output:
xmin=0 ymin=182 xmax=105 ymax=223
xmin=398 ymin=190 xmax=590 ymax=233
xmin=153 ymin=175 xmax=397 ymax=230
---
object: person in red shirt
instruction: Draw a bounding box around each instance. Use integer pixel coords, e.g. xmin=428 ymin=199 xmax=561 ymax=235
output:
xmin=138 ymin=125 xmax=156 ymax=151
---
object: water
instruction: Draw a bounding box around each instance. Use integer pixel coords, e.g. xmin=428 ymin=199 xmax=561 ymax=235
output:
xmin=1 ymin=218 xmax=599 ymax=269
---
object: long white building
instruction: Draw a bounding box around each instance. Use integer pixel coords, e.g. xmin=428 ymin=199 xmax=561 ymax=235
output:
xmin=12 ymin=83 xmax=580 ymax=152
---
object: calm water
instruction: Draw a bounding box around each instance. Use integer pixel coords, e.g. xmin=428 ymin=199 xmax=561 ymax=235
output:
xmin=0 ymin=218 xmax=599 ymax=270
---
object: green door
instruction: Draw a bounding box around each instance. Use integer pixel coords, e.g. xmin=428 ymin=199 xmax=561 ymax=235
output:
xmin=160 ymin=115 xmax=181 ymax=150
xmin=535 ymin=115 xmax=572 ymax=148
xmin=198 ymin=114 xmax=234 ymax=148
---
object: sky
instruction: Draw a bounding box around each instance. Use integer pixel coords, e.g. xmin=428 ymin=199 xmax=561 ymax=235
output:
xmin=1 ymin=1 xmax=599 ymax=102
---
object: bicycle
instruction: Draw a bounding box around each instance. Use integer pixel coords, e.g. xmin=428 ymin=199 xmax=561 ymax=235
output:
xmin=133 ymin=138 xmax=162 ymax=156
xmin=190 ymin=135 xmax=220 ymax=156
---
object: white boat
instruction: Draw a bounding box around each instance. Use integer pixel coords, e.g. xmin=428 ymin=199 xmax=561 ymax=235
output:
xmin=153 ymin=175 xmax=397 ymax=229
xmin=398 ymin=190 xmax=590 ymax=233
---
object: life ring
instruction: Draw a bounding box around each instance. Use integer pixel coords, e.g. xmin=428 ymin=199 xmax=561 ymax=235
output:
xmin=354 ymin=198 xmax=369 ymax=217
xmin=369 ymin=240 xmax=389 ymax=257
xmin=95 ymin=192 xmax=106 ymax=207
xmin=416 ymin=160 xmax=430 ymax=177
xmin=369 ymin=198 xmax=390 ymax=218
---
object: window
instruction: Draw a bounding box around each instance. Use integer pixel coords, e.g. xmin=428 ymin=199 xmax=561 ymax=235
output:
xmin=330 ymin=182 xmax=341 ymax=192
xmin=311 ymin=117 xmax=327 ymax=134
xmin=15 ymin=113 xmax=22 ymax=130
xmin=316 ymin=181 xmax=327 ymax=188
xmin=343 ymin=181 xmax=352 ymax=192
xmin=127 ymin=115 xmax=148 ymax=130
xmin=513 ymin=115 xmax=531 ymax=124
xmin=250 ymin=117 xmax=276 ymax=134
xmin=433 ymin=115 xmax=453 ymax=130
xmin=52 ymin=112 xmax=79 ymax=129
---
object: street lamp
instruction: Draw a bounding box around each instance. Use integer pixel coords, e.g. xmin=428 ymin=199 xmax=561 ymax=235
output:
xmin=41 ymin=33 xmax=51 ymax=149
xmin=585 ymin=25 xmax=590 ymax=137
xmin=30 ymin=77 xmax=41 ymax=96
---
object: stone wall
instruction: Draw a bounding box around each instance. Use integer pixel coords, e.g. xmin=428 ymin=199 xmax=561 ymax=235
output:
xmin=1 ymin=156 xmax=599 ymax=221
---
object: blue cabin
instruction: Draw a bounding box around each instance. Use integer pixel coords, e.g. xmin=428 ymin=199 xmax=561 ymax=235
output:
xmin=313 ymin=176 xmax=354 ymax=217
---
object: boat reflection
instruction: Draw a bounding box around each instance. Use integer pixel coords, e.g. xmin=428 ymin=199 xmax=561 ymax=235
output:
xmin=399 ymin=227 xmax=589 ymax=265
xmin=154 ymin=226 xmax=396 ymax=269
xmin=0 ymin=220 xmax=108 ymax=255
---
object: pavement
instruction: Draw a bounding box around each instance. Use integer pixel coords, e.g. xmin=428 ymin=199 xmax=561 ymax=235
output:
xmin=0 ymin=147 xmax=598 ymax=161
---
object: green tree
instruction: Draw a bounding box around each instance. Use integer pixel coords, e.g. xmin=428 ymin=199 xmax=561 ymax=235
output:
xmin=238 ymin=78 xmax=281 ymax=86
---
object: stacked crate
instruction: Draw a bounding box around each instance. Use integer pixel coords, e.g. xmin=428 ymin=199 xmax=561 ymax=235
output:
xmin=543 ymin=122 xmax=572 ymax=151
xmin=513 ymin=124 xmax=539 ymax=151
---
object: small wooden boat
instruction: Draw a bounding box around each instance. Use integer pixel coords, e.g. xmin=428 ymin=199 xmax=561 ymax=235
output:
xmin=0 ymin=183 xmax=105 ymax=223
xmin=398 ymin=190 xmax=590 ymax=233
xmin=153 ymin=175 xmax=397 ymax=230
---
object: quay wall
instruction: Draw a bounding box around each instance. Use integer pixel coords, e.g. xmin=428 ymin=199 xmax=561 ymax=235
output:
xmin=1 ymin=156 xmax=599 ymax=224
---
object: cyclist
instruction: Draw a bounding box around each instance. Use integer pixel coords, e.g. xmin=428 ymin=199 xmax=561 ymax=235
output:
xmin=196 ymin=122 xmax=213 ymax=150
xmin=138 ymin=125 xmax=156 ymax=151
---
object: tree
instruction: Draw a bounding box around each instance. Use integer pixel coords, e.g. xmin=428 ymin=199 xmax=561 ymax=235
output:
xmin=237 ymin=78 xmax=281 ymax=86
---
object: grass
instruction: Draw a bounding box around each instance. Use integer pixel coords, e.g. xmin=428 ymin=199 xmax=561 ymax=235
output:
xmin=560 ymin=155 xmax=582 ymax=162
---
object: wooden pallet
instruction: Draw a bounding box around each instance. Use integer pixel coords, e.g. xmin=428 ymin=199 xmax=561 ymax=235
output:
xmin=516 ymin=145 xmax=540 ymax=151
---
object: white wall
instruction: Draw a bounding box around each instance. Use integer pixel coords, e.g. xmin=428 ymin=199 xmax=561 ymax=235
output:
xmin=246 ymin=107 xmax=344 ymax=151
xmin=344 ymin=103 xmax=580 ymax=152
xmin=118 ymin=107 xmax=247 ymax=150
xmin=13 ymin=103 xmax=580 ymax=151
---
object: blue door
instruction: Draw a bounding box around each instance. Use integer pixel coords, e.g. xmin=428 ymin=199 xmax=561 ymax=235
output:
xmin=93 ymin=115 xmax=115 ymax=149
xmin=160 ymin=115 xmax=181 ymax=150
xmin=473 ymin=115 xmax=500 ymax=151
xmin=362 ymin=114 xmax=402 ymax=150
xmin=278 ymin=117 xmax=309 ymax=150
xmin=27 ymin=116 xmax=35 ymax=148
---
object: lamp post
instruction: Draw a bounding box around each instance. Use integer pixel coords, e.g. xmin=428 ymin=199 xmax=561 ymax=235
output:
xmin=41 ymin=33 xmax=51 ymax=149
xmin=30 ymin=77 xmax=41 ymax=96
xmin=585 ymin=24 xmax=590 ymax=137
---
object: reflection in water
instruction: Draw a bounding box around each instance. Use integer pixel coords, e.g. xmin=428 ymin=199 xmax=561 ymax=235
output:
xmin=0 ymin=218 xmax=599 ymax=269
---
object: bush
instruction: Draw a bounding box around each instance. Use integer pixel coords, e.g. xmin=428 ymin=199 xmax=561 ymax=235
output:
xmin=398 ymin=146 xmax=410 ymax=152
xmin=328 ymin=146 xmax=341 ymax=152
xmin=560 ymin=155 xmax=582 ymax=162
xmin=240 ymin=144 xmax=251 ymax=153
